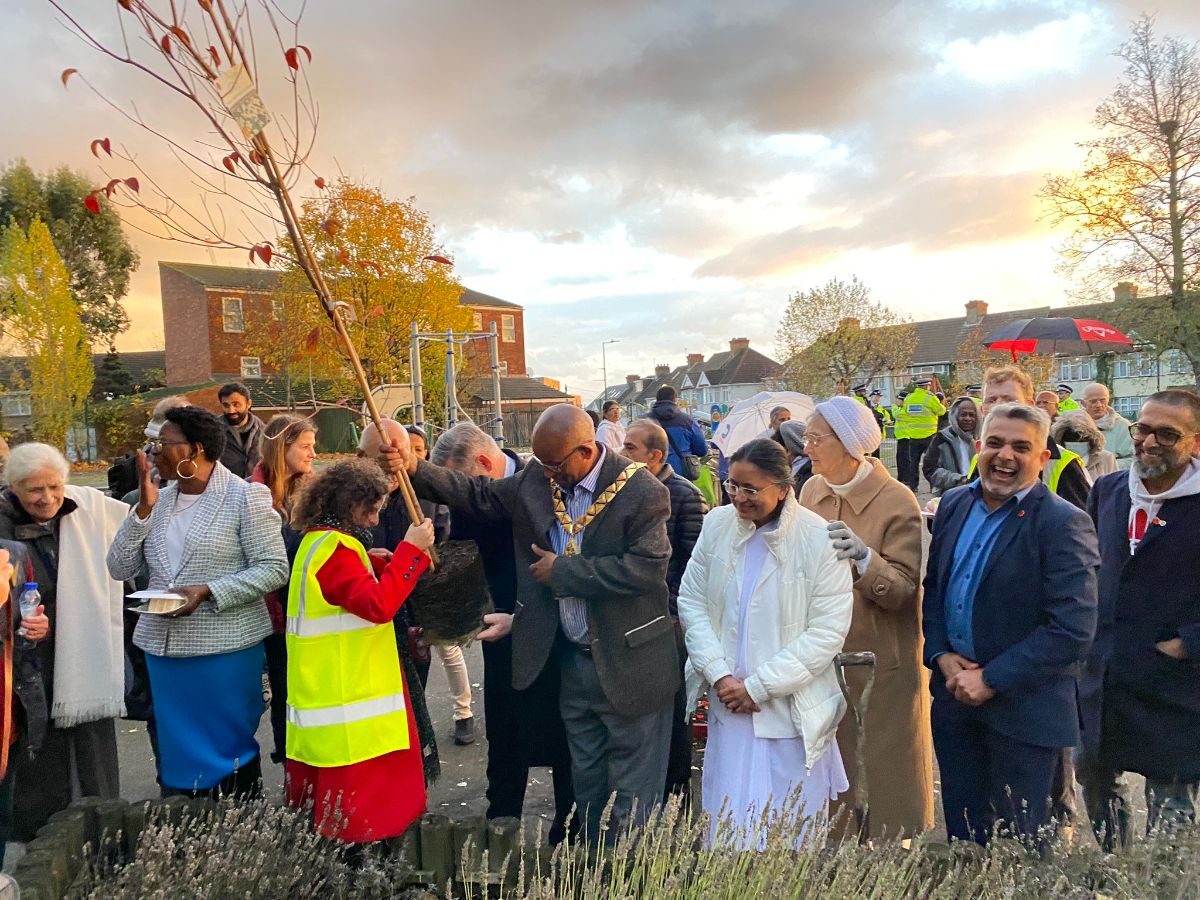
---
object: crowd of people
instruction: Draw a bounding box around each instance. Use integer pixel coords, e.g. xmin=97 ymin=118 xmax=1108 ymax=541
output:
xmin=0 ymin=368 xmax=1196 ymax=861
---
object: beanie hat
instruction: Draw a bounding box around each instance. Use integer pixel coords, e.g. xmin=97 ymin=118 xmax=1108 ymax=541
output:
xmin=778 ymin=420 xmax=807 ymax=456
xmin=815 ymin=396 xmax=882 ymax=460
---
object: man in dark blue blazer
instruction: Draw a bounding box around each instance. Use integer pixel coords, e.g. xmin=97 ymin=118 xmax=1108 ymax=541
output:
xmin=1080 ymin=389 xmax=1200 ymax=849
xmin=923 ymin=403 xmax=1099 ymax=844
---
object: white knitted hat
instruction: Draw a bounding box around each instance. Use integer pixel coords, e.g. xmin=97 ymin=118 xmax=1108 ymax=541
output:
xmin=815 ymin=396 xmax=882 ymax=460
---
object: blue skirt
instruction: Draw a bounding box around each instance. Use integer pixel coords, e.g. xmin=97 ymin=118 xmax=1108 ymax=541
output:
xmin=145 ymin=644 xmax=265 ymax=792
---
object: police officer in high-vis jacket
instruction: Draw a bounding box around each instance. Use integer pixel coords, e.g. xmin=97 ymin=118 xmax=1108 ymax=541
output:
xmin=895 ymin=376 xmax=946 ymax=492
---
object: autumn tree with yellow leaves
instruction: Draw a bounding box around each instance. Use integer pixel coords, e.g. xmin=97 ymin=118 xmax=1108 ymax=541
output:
xmin=246 ymin=179 xmax=471 ymax=415
xmin=0 ymin=220 xmax=94 ymax=447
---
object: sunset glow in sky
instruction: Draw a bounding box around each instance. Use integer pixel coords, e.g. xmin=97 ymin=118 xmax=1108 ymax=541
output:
xmin=4 ymin=0 xmax=1199 ymax=400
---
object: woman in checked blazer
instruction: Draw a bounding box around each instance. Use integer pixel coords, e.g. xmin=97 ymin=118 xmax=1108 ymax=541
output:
xmin=107 ymin=407 xmax=288 ymax=799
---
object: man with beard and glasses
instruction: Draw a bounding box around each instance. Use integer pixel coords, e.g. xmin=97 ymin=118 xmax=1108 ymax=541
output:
xmin=217 ymin=383 xmax=266 ymax=478
xmin=1079 ymin=389 xmax=1200 ymax=849
xmin=923 ymin=403 xmax=1098 ymax=845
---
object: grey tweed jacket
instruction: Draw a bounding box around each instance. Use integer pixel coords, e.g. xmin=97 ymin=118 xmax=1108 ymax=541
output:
xmin=106 ymin=462 xmax=287 ymax=658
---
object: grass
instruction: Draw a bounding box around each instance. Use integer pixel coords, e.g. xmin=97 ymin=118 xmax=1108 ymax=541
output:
xmin=69 ymin=794 xmax=1200 ymax=899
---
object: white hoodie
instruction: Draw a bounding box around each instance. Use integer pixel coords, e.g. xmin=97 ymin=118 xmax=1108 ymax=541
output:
xmin=1128 ymin=458 xmax=1200 ymax=553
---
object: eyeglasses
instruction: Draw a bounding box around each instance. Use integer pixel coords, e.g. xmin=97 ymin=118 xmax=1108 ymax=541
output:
xmin=147 ymin=439 xmax=191 ymax=453
xmin=723 ymin=480 xmax=787 ymax=498
xmin=803 ymin=430 xmax=836 ymax=446
xmin=1129 ymin=423 xmax=1192 ymax=447
xmin=537 ymin=444 xmax=587 ymax=474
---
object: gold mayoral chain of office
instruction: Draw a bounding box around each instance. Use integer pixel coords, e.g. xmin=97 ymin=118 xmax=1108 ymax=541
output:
xmin=552 ymin=462 xmax=645 ymax=556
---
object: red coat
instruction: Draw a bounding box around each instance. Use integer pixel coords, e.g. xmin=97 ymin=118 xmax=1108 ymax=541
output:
xmin=285 ymin=533 xmax=430 ymax=843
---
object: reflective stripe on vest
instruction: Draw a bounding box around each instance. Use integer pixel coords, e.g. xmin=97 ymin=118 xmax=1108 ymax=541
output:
xmin=286 ymin=690 xmax=407 ymax=729
xmin=285 ymin=529 xmax=410 ymax=767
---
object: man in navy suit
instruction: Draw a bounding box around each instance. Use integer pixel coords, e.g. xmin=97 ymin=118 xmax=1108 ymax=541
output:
xmin=923 ymin=403 xmax=1099 ymax=844
xmin=1080 ymin=389 xmax=1200 ymax=849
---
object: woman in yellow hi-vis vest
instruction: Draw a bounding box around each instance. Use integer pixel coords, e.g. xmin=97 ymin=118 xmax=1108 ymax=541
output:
xmin=284 ymin=459 xmax=435 ymax=843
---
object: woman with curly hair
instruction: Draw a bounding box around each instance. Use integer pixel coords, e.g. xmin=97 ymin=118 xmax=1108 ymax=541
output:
xmin=285 ymin=458 xmax=436 ymax=845
xmin=250 ymin=414 xmax=318 ymax=763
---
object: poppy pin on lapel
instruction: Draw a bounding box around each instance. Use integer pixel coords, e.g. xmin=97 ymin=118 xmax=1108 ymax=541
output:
xmin=1017 ymin=510 xmax=1025 ymax=518
xmin=1152 ymin=517 xmax=1167 ymax=527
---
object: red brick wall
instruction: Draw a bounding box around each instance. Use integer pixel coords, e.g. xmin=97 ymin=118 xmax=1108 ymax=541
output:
xmin=161 ymin=265 xmax=214 ymax=386
xmin=205 ymin=288 xmax=280 ymax=379
xmin=467 ymin=306 xmax=527 ymax=376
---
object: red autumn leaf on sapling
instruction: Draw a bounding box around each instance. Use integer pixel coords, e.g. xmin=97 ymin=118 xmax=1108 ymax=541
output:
xmin=359 ymin=260 xmax=383 ymax=276
xmin=61 ymin=68 xmax=77 ymax=87
xmin=369 ymin=305 xmax=384 ymax=318
xmin=84 ymin=193 xmax=101 ymax=214
xmin=335 ymin=249 xmax=351 ymax=266
xmin=208 ymin=46 xmax=220 ymax=67
xmin=320 ymin=218 xmax=339 ymax=237
xmin=284 ymin=46 xmax=312 ymax=70
xmin=422 ymin=254 xmax=453 ymax=266
xmin=124 ymin=177 xmax=140 ymax=194
xmin=314 ymin=176 xmax=326 ymax=189
xmin=222 ymin=152 xmax=240 ymax=174
xmin=90 ymin=138 xmax=112 ymax=158
xmin=104 ymin=178 xmax=122 ymax=198
xmin=304 ymin=327 xmax=321 ymax=352
xmin=249 ymin=150 xmax=264 ymax=165
xmin=160 ymin=34 xmax=172 ymax=56
xmin=169 ymin=27 xmax=191 ymax=48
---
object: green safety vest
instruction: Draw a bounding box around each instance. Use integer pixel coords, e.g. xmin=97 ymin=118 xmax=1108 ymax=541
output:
xmin=286 ymin=530 xmax=410 ymax=767
xmin=1059 ymin=397 xmax=1081 ymax=412
xmin=966 ymin=446 xmax=1085 ymax=496
xmin=900 ymin=388 xmax=946 ymax=440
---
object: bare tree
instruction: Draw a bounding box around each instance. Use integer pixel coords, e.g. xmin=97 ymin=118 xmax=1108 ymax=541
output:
xmin=51 ymin=0 xmax=431 ymax=533
xmin=1042 ymin=16 xmax=1200 ymax=388
xmin=777 ymin=275 xmax=915 ymax=396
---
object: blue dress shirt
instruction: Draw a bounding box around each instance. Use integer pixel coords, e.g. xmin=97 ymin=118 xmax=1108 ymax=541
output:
xmin=943 ymin=480 xmax=1034 ymax=660
xmin=548 ymin=445 xmax=607 ymax=643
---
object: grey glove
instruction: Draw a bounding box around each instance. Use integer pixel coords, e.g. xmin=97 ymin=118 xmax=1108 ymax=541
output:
xmin=827 ymin=520 xmax=869 ymax=562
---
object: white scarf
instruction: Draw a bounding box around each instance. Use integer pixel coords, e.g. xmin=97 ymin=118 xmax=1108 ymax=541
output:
xmin=54 ymin=485 xmax=128 ymax=727
xmin=826 ymin=459 xmax=872 ymax=498
xmin=1127 ymin=458 xmax=1200 ymax=554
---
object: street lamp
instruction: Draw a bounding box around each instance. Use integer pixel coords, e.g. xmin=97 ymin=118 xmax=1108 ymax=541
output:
xmin=601 ymin=338 xmax=620 ymax=407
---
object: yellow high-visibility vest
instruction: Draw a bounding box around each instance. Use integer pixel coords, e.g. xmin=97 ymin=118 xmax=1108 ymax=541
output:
xmin=966 ymin=447 xmax=1085 ymax=496
xmin=286 ymin=530 xmax=410 ymax=767
xmin=903 ymin=388 xmax=947 ymax=439
xmin=1059 ymin=397 xmax=1081 ymax=412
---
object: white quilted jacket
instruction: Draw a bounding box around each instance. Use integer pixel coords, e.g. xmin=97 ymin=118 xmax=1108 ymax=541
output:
xmin=677 ymin=492 xmax=853 ymax=767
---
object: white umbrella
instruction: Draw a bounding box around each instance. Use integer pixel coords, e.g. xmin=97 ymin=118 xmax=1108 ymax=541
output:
xmin=712 ymin=390 xmax=816 ymax=456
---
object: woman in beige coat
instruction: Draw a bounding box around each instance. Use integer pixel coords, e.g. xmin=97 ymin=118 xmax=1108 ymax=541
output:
xmin=799 ymin=396 xmax=933 ymax=840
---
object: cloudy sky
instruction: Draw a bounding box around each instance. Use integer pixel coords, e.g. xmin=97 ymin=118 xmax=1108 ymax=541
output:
xmin=4 ymin=0 xmax=1199 ymax=401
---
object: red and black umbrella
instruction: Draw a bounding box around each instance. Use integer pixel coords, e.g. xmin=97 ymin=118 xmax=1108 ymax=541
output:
xmin=982 ymin=317 xmax=1132 ymax=362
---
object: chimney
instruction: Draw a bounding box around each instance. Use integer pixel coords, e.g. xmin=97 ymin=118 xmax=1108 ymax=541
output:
xmin=1113 ymin=282 xmax=1138 ymax=302
xmin=964 ymin=300 xmax=989 ymax=324
xmin=625 ymin=374 xmax=641 ymax=385
xmin=654 ymin=364 xmax=671 ymax=380
xmin=729 ymin=337 xmax=750 ymax=353
xmin=686 ymin=353 xmax=704 ymax=365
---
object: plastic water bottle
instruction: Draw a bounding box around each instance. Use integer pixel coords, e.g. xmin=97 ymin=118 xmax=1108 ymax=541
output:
xmin=18 ymin=582 xmax=40 ymax=640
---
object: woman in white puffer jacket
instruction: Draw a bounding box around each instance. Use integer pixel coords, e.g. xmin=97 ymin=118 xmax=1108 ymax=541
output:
xmin=679 ymin=438 xmax=854 ymax=849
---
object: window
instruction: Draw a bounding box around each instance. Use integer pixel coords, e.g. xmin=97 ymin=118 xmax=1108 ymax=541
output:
xmin=1165 ymin=350 xmax=1193 ymax=376
xmin=472 ymin=312 xmax=483 ymax=331
xmin=1058 ymin=356 xmax=1094 ymax=382
xmin=1114 ymin=395 xmax=1146 ymax=418
xmin=1114 ymin=352 xmax=1157 ymax=379
xmin=271 ymin=297 xmax=285 ymax=321
xmin=496 ymin=361 xmax=509 ymax=377
xmin=501 ymin=314 xmax=516 ymax=343
xmin=222 ymin=297 xmax=244 ymax=332
xmin=0 ymin=392 xmax=32 ymax=417
xmin=240 ymin=356 xmax=262 ymax=378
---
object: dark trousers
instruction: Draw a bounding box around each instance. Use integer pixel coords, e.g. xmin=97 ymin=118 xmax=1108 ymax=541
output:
xmin=1075 ymin=746 xmax=1198 ymax=851
xmin=558 ymin=641 xmax=672 ymax=843
xmin=264 ymin=632 xmax=288 ymax=764
xmin=897 ymin=436 xmax=932 ymax=492
xmin=932 ymin=693 xmax=1058 ymax=844
xmin=482 ymin=637 xmax=575 ymax=843
xmin=664 ymin=622 xmax=692 ymax=803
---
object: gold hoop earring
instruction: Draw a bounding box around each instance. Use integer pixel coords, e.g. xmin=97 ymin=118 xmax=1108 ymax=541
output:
xmin=176 ymin=457 xmax=199 ymax=480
